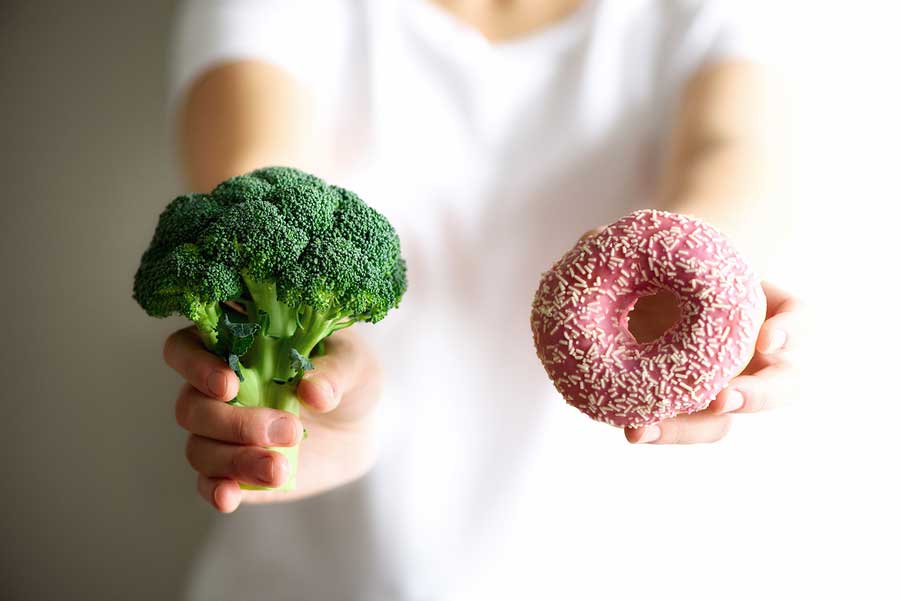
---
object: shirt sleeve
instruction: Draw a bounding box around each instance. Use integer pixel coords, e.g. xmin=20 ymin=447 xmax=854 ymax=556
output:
xmin=684 ymin=0 xmax=786 ymax=71
xmin=168 ymin=0 xmax=324 ymax=113
xmin=652 ymin=0 xmax=787 ymax=138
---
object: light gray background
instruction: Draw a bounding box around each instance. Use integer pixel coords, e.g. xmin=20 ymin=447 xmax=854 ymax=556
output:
xmin=1 ymin=2 xmax=213 ymax=599
xmin=3 ymin=2 xmax=900 ymax=601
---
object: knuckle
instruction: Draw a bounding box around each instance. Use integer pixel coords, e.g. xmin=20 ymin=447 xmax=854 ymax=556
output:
xmin=230 ymin=410 xmax=251 ymax=444
xmin=231 ymin=447 xmax=253 ymax=478
xmin=716 ymin=416 xmax=733 ymax=441
xmin=778 ymin=355 xmax=797 ymax=372
xmin=779 ymin=348 xmax=803 ymax=371
xmin=184 ymin=436 xmax=202 ymax=471
xmin=228 ymin=409 xmax=265 ymax=444
xmin=163 ymin=327 xmax=202 ymax=371
xmin=749 ymin=389 xmax=769 ymax=413
xmin=665 ymin=421 xmax=683 ymax=444
xmin=162 ymin=331 xmax=179 ymax=365
xmin=230 ymin=451 xmax=241 ymax=478
xmin=184 ymin=361 xmax=206 ymax=389
xmin=174 ymin=388 xmax=194 ymax=429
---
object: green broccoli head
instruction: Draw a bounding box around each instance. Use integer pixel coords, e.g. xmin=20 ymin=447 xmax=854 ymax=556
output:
xmin=133 ymin=166 xmax=407 ymax=330
xmin=133 ymin=167 xmax=406 ymax=492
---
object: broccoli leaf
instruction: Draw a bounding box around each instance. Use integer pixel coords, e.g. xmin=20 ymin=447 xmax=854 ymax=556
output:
xmin=224 ymin=315 xmax=259 ymax=338
xmin=290 ymin=348 xmax=314 ymax=374
xmin=215 ymin=312 xmax=260 ymax=358
xmin=229 ymin=332 xmax=256 ymax=357
xmin=228 ymin=354 xmax=244 ymax=382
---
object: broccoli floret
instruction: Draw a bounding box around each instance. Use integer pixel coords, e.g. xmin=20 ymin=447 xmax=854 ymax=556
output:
xmin=133 ymin=167 xmax=407 ymax=491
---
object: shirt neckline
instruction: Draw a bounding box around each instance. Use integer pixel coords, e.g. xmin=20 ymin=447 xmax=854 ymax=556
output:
xmin=404 ymin=0 xmax=600 ymax=61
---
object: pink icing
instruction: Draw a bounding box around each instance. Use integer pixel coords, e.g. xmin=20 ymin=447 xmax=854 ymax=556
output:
xmin=531 ymin=209 xmax=766 ymax=428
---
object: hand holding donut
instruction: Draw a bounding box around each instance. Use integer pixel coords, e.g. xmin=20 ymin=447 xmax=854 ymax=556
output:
xmin=532 ymin=210 xmax=803 ymax=444
xmin=624 ymin=280 xmax=803 ymax=444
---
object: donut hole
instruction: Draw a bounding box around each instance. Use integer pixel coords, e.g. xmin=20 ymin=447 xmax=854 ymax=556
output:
xmin=627 ymin=289 xmax=681 ymax=343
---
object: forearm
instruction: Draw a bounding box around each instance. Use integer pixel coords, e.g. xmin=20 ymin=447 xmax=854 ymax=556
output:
xmin=176 ymin=62 xmax=383 ymax=502
xmin=178 ymin=60 xmax=313 ymax=192
xmin=656 ymin=61 xmax=792 ymax=271
xmin=660 ymin=145 xmax=785 ymax=271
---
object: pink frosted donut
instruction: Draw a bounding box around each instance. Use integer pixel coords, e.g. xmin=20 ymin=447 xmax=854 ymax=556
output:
xmin=531 ymin=209 xmax=766 ymax=428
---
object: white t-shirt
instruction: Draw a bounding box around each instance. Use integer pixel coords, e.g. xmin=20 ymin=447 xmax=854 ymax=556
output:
xmin=171 ymin=1 xmax=774 ymax=599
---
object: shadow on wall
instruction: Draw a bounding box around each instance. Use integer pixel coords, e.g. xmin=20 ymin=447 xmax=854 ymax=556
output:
xmin=1 ymin=2 xmax=219 ymax=600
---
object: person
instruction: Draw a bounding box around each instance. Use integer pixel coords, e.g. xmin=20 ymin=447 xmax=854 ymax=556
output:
xmin=161 ymin=0 xmax=804 ymax=598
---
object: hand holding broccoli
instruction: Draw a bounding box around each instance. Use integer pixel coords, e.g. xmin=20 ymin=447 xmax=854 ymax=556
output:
xmin=164 ymin=325 xmax=383 ymax=512
xmin=133 ymin=167 xmax=406 ymax=507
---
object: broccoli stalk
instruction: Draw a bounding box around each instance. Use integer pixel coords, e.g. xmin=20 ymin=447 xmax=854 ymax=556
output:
xmin=133 ymin=167 xmax=407 ymax=492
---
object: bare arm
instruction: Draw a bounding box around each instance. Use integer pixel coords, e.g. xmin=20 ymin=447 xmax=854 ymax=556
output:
xmin=626 ymin=61 xmax=804 ymax=444
xmin=168 ymin=61 xmax=381 ymax=511
xmin=178 ymin=60 xmax=312 ymax=191
xmin=658 ymin=61 xmax=792 ymax=270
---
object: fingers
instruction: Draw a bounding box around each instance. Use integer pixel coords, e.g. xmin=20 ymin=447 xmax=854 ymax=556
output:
xmin=757 ymin=281 xmax=807 ymax=354
xmin=708 ymin=362 xmax=797 ymax=415
xmin=625 ymin=412 xmax=732 ymax=444
xmin=163 ymin=327 xmax=239 ymax=401
xmin=175 ymin=384 xmax=302 ymax=446
xmin=197 ymin=475 xmax=241 ymax=513
xmin=626 ymin=358 xmax=796 ymax=443
xmin=760 ymin=280 xmax=794 ymax=317
xmin=756 ymin=311 xmax=802 ymax=355
xmin=297 ymin=331 xmax=374 ymax=414
xmin=186 ymin=435 xmax=290 ymax=488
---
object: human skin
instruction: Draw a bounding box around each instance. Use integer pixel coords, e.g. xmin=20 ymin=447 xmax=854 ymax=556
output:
xmin=169 ymin=62 xmax=386 ymax=512
xmin=624 ymin=61 xmax=804 ymax=444
xmin=166 ymin=7 xmax=803 ymax=513
xmin=431 ymin=0 xmax=586 ymax=41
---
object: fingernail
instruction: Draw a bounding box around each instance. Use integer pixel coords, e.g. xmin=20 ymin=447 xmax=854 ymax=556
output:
xmin=207 ymin=371 xmax=228 ymax=398
xmin=268 ymin=417 xmax=296 ymax=446
xmin=722 ymin=390 xmax=744 ymax=413
xmin=765 ymin=329 xmax=787 ymax=353
xmin=637 ymin=425 xmax=661 ymax=443
xmin=212 ymin=483 xmax=226 ymax=510
xmin=255 ymin=456 xmax=275 ymax=483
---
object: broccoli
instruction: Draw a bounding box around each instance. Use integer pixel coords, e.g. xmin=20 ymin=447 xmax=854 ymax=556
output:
xmin=133 ymin=166 xmax=407 ymax=491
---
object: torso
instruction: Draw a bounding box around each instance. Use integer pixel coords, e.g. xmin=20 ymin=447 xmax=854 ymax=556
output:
xmin=176 ymin=1 xmax=762 ymax=598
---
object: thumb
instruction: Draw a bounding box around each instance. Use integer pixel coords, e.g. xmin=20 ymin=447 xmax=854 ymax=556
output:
xmin=296 ymin=330 xmax=376 ymax=414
